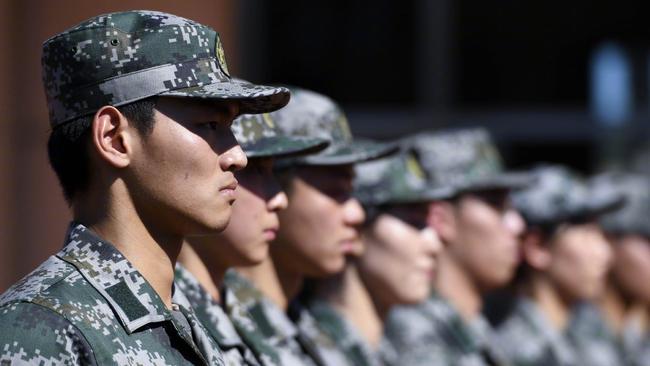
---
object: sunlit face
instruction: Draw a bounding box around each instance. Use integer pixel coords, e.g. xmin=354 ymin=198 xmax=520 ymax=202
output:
xmin=358 ymin=204 xmax=442 ymax=306
xmin=272 ymin=165 xmax=366 ymax=277
xmin=547 ymin=222 xmax=612 ymax=302
xmin=609 ymin=234 xmax=650 ymax=303
xmin=208 ymin=158 xmax=288 ymax=267
xmin=444 ymin=190 xmax=525 ymax=290
xmin=126 ymin=97 xmax=247 ymax=236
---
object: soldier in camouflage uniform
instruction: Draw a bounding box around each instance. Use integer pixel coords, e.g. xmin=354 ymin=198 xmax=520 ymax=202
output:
xmin=570 ymin=172 xmax=650 ymax=366
xmin=224 ymin=268 xmax=324 ymax=366
xmin=175 ymin=110 xmax=328 ymax=365
xmin=495 ymin=165 xmax=622 ymax=366
xmin=306 ymin=148 xmax=444 ymax=366
xmin=0 ymin=10 xmax=289 ymax=365
xmin=385 ymin=128 xmax=530 ymax=366
xmin=233 ymin=87 xmax=395 ymax=366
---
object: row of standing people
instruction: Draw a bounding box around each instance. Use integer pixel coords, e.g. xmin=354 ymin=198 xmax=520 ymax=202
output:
xmin=0 ymin=10 xmax=648 ymax=366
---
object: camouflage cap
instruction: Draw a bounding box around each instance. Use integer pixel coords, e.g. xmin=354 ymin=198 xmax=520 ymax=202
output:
xmin=404 ymin=128 xmax=531 ymax=198
xmin=271 ymin=87 xmax=396 ymax=166
xmin=354 ymin=144 xmax=451 ymax=206
xmin=231 ymin=111 xmax=329 ymax=159
xmin=42 ymin=10 xmax=290 ymax=128
xmin=590 ymin=172 xmax=650 ymax=237
xmin=513 ymin=165 xmax=624 ymax=227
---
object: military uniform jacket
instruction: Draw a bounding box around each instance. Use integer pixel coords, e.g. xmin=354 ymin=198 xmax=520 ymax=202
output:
xmin=175 ymin=264 xmax=269 ymax=365
xmin=223 ymin=270 xmax=319 ymax=366
xmin=622 ymin=319 xmax=650 ymax=366
xmin=385 ymin=291 xmax=509 ymax=366
xmin=288 ymin=299 xmax=353 ymax=366
xmin=567 ymin=303 xmax=623 ymax=366
xmin=307 ymin=299 xmax=383 ymax=366
xmin=0 ymin=223 xmax=224 ymax=365
xmin=495 ymin=297 xmax=578 ymax=366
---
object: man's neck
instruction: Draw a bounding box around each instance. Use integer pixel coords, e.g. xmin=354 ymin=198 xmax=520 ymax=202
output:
xmin=74 ymin=187 xmax=181 ymax=309
xmin=598 ymin=280 xmax=630 ymax=335
xmin=178 ymin=241 xmax=223 ymax=302
xmin=236 ymin=256 xmax=292 ymax=310
xmin=526 ymin=274 xmax=571 ymax=331
xmin=435 ymin=253 xmax=482 ymax=322
xmin=318 ymin=264 xmax=384 ymax=348
xmin=627 ymin=303 xmax=650 ymax=335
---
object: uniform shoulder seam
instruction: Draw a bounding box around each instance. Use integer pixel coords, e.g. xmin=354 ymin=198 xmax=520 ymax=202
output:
xmin=0 ymin=259 xmax=77 ymax=305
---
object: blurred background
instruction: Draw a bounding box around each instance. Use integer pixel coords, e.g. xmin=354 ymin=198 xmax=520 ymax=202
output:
xmin=0 ymin=0 xmax=648 ymax=291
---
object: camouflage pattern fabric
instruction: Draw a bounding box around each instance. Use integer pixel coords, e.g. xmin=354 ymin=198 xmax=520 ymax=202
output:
xmin=0 ymin=223 xmax=224 ymax=365
xmin=272 ymin=87 xmax=395 ymax=166
xmin=495 ymin=297 xmax=579 ymax=366
xmin=403 ymin=128 xmax=531 ymax=199
xmin=288 ymin=300 xmax=353 ymax=366
xmin=513 ymin=165 xmax=623 ymax=227
xmin=622 ymin=318 xmax=650 ymax=366
xmin=376 ymin=338 xmax=400 ymax=366
xmin=222 ymin=270 xmax=319 ymax=366
xmin=354 ymin=148 xmax=450 ymax=207
xmin=306 ymin=299 xmax=382 ymax=366
xmin=385 ymin=291 xmax=509 ymax=366
xmin=566 ymin=303 xmax=624 ymax=366
xmin=231 ymin=111 xmax=328 ymax=159
xmin=175 ymin=264 xmax=270 ymax=365
xmin=590 ymin=172 xmax=650 ymax=238
xmin=42 ymin=10 xmax=289 ymax=127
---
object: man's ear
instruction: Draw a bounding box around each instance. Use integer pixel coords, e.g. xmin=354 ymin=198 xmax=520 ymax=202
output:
xmin=428 ymin=200 xmax=456 ymax=243
xmin=522 ymin=229 xmax=552 ymax=270
xmin=90 ymin=106 xmax=134 ymax=168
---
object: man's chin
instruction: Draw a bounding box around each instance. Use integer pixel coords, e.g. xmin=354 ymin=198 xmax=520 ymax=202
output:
xmin=190 ymin=216 xmax=232 ymax=236
xmin=310 ymin=259 xmax=346 ymax=278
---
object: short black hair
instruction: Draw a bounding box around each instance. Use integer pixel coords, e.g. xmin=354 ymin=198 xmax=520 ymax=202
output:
xmin=47 ymin=97 xmax=158 ymax=205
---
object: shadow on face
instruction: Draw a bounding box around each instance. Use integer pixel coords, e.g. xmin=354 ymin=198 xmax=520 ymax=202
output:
xmin=272 ymin=165 xmax=365 ymax=277
xmin=127 ymin=97 xmax=247 ymax=236
xmin=521 ymin=222 xmax=613 ymax=303
xmin=154 ymin=97 xmax=242 ymax=155
xmin=434 ymin=189 xmax=525 ymax=291
xmin=609 ymin=234 xmax=650 ymax=303
xmin=545 ymin=222 xmax=613 ymax=302
xmin=358 ymin=203 xmax=442 ymax=308
xmin=215 ymin=158 xmax=288 ymax=266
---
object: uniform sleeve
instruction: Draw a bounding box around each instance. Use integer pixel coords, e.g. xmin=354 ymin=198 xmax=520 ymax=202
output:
xmin=0 ymin=302 xmax=97 ymax=365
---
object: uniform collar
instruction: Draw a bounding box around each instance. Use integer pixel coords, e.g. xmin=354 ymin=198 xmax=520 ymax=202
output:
xmin=175 ymin=264 xmax=247 ymax=348
xmin=308 ymin=299 xmax=381 ymax=366
xmin=425 ymin=291 xmax=481 ymax=350
xmin=515 ymin=297 xmax=578 ymax=365
xmin=223 ymin=270 xmax=301 ymax=340
xmin=56 ymin=223 xmax=171 ymax=334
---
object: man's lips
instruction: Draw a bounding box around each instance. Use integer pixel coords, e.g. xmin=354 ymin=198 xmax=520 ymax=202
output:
xmin=263 ymin=228 xmax=278 ymax=241
xmin=419 ymin=263 xmax=436 ymax=280
xmin=262 ymin=224 xmax=279 ymax=241
xmin=219 ymin=179 xmax=239 ymax=198
xmin=340 ymin=237 xmax=361 ymax=252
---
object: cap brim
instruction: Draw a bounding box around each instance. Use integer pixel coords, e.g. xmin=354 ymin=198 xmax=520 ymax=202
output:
xmin=583 ymin=194 xmax=626 ymax=219
xmin=242 ymin=136 xmax=329 ymax=159
xmin=160 ymin=81 xmax=290 ymax=114
xmin=366 ymin=186 xmax=455 ymax=206
xmin=300 ymin=140 xmax=399 ymax=166
xmin=431 ymin=171 xmax=534 ymax=199
xmin=461 ymin=171 xmax=534 ymax=193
